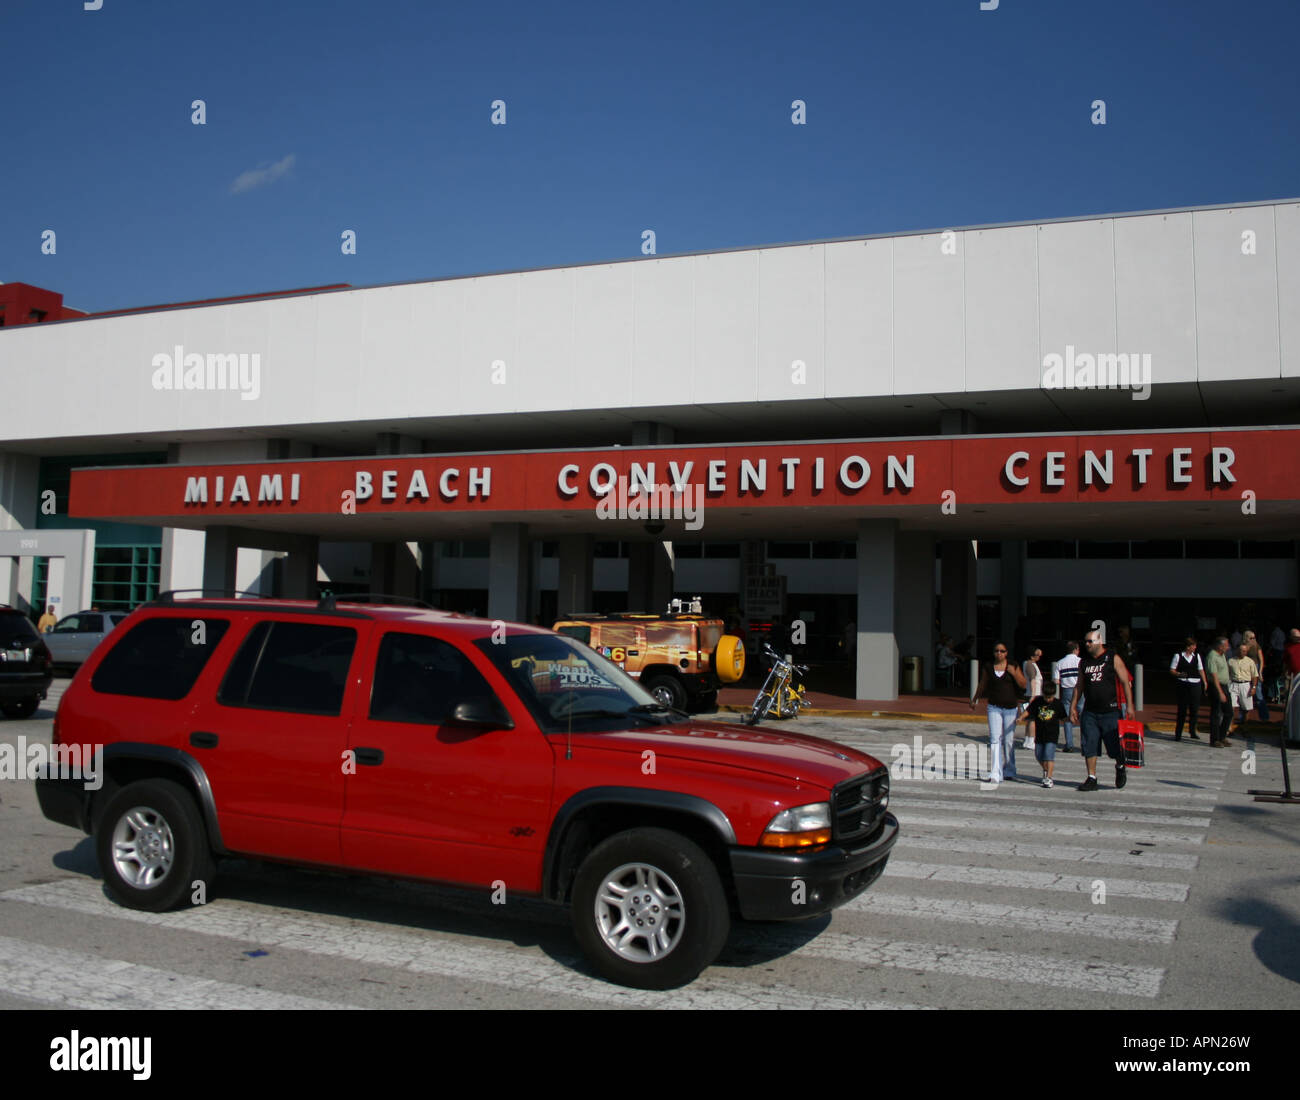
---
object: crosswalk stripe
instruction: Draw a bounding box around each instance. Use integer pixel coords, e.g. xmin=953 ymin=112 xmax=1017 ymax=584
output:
xmin=888 ymin=784 xmax=1221 ymax=811
xmin=740 ymin=926 xmax=1164 ymax=998
xmin=894 ymin=833 xmax=1200 ymax=870
xmin=0 ymin=934 xmax=354 ymax=1010
xmin=884 ymin=860 xmax=1189 ymax=901
xmin=847 ymin=892 xmax=1178 ymax=943
xmin=899 ymin=810 xmax=1206 ymax=844
xmin=0 ymin=881 xmax=923 ymax=1011
xmin=896 ymin=797 xmax=1210 ymax=828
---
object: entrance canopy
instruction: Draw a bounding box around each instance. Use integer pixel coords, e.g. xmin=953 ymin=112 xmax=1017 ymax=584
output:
xmin=69 ymin=427 xmax=1300 ymax=540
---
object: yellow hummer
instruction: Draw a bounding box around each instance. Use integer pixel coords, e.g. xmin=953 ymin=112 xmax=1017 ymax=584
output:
xmin=552 ymin=600 xmax=746 ymax=712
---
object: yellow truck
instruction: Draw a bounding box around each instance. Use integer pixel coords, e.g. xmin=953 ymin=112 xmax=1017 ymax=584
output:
xmin=552 ymin=608 xmax=745 ymax=712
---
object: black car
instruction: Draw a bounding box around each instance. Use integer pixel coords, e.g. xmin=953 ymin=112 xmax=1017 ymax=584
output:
xmin=0 ymin=606 xmax=54 ymax=718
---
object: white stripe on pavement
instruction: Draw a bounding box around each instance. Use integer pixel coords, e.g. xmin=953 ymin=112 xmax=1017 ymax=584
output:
xmin=888 ymin=784 xmax=1221 ymax=810
xmin=894 ymin=833 xmax=1200 ymax=870
xmin=739 ymin=927 xmax=1164 ymax=998
xmin=0 ymin=935 xmax=354 ymax=1010
xmin=898 ymin=811 xmax=1206 ymax=844
xmin=0 ymin=880 xmax=923 ymax=1011
xmin=883 ymin=860 xmax=1189 ymax=901
xmin=847 ymin=892 xmax=1178 ymax=944
xmin=896 ymin=798 xmax=1210 ymax=828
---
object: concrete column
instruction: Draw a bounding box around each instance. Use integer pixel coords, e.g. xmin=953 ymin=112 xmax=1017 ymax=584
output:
xmin=0 ymin=557 xmax=16 ymax=605
xmin=201 ymin=527 xmax=239 ymax=594
xmin=160 ymin=528 xmax=205 ymax=594
xmin=1000 ymin=540 xmax=1027 ymax=648
xmin=856 ymin=520 xmax=899 ymax=701
xmin=627 ymin=541 xmax=674 ymax=612
xmin=557 ymin=535 xmax=594 ymax=615
xmin=488 ymin=523 xmax=530 ymax=622
xmin=370 ymin=541 xmax=419 ymax=597
xmin=895 ymin=532 xmax=937 ymax=690
xmin=281 ymin=538 xmax=320 ymax=599
xmin=940 ymin=540 xmax=977 ymax=646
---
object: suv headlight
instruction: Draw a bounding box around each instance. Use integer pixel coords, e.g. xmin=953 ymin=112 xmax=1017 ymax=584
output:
xmin=759 ymin=802 xmax=832 ymax=848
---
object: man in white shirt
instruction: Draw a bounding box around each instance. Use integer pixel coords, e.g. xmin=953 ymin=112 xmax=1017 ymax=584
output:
xmin=1053 ymin=641 xmax=1081 ymax=753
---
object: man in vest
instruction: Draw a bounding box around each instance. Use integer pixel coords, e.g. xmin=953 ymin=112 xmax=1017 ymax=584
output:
xmin=1068 ymin=627 xmax=1133 ymax=791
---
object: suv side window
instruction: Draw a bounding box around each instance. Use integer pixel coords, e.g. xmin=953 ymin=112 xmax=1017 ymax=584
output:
xmin=219 ymin=621 xmax=357 ymax=716
xmin=52 ymin=616 xmax=84 ymax=633
xmin=92 ymin=617 xmax=232 ymax=700
xmin=369 ymin=632 xmax=495 ymax=725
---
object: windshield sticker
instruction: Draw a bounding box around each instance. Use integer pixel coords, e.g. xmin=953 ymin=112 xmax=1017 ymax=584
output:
xmin=512 ymin=655 xmax=621 ymax=693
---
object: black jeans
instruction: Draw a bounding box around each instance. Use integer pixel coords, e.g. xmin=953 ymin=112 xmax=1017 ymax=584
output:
xmin=1174 ymin=680 xmax=1203 ymax=738
xmin=1208 ymin=683 xmax=1233 ymax=742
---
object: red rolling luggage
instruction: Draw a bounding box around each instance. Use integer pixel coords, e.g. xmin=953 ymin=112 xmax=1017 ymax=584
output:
xmin=1117 ymin=682 xmax=1145 ymax=767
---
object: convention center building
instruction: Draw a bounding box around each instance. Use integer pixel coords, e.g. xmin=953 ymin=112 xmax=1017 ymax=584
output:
xmin=2 ymin=198 xmax=1297 ymax=699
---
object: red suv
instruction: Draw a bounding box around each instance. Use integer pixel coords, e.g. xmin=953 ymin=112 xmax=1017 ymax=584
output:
xmin=36 ymin=594 xmax=897 ymax=989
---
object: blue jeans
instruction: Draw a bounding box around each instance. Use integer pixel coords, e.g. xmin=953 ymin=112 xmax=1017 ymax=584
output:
xmin=1059 ymin=684 xmax=1076 ymax=749
xmin=986 ymin=705 xmax=1019 ymax=781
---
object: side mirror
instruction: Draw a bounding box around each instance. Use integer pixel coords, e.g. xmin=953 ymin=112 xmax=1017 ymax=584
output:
xmin=446 ymin=698 xmax=515 ymax=730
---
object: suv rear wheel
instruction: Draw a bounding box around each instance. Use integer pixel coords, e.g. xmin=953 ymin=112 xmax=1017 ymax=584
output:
xmin=96 ymin=779 xmax=216 ymax=913
xmin=571 ymin=827 xmax=730 ymax=989
xmin=0 ymin=698 xmax=39 ymax=719
xmin=642 ymin=674 xmax=688 ymax=711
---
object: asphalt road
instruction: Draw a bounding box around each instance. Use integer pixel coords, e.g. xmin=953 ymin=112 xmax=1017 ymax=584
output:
xmin=2 ymin=681 xmax=1298 ymax=1011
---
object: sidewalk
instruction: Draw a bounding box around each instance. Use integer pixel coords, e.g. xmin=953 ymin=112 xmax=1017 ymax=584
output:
xmin=715 ymin=684 xmax=1288 ymax=736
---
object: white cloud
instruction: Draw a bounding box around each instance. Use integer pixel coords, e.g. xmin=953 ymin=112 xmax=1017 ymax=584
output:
xmin=230 ymin=153 xmax=296 ymax=195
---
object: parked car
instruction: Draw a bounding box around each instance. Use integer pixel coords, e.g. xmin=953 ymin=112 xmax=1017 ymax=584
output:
xmin=0 ymin=605 xmax=54 ymax=718
xmin=43 ymin=609 xmax=130 ymax=668
xmin=36 ymin=594 xmax=896 ymax=989
xmin=552 ymin=609 xmax=746 ymax=712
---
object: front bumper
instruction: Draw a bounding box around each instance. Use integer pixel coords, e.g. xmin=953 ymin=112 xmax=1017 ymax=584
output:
xmin=35 ymin=772 xmax=93 ymax=834
xmin=729 ymin=812 xmax=900 ymax=920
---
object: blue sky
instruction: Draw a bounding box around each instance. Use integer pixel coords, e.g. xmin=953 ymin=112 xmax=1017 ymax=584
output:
xmin=4 ymin=0 xmax=1298 ymax=312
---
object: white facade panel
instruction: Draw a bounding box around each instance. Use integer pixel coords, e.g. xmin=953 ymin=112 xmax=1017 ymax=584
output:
xmin=1114 ymin=212 xmax=1197 ymax=384
xmin=825 ymin=239 xmax=892 ymax=398
xmin=459 ymin=275 xmax=521 ymax=413
xmin=1193 ymin=207 xmax=1280 ymax=382
xmin=756 ymin=245 xmax=824 ymax=402
xmin=309 ymin=294 xmax=365 ymax=424
xmin=964 ymin=226 xmax=1039 ymax=392
xmin=572 ymin=263 xmax=635 ymax=409
xmin=892 ymin=232 xmax=964 ymax=394
xmin=1038 ymin=219 xmax=1117 ymax=376
xmin=692 ymin=251 xmax=759 ymax=404
xmin=262 ymin=295 xmax=322 ymax=427
xmin=356 ymin=285 xmax=417 ymax=419
xmin=411 ymin=279 xmax=466 ymax=416
xmin=514 ymin=267 xmax=575 ymax=412
xmin=631 ymin=257 xmax=695 ymax=406
xmin=1276 ymin=202 xmax=1300 ymax=380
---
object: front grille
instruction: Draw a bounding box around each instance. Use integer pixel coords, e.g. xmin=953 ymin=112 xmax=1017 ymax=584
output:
xmin=832 ymin=768 xmax=889 ymax=844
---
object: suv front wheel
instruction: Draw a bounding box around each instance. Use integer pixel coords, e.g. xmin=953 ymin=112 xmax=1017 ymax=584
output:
xmin=571 ymin=827 xmax=730 ymax=989
xmin=95 ymin=779 xmax=216 ymax=913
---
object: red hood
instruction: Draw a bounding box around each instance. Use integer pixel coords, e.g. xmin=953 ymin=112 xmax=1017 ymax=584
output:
xmin=546 ymin=719 xmax=883 ymax=789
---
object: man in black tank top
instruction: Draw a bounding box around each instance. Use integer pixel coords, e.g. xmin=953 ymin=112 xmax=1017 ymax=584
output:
xmin=1068 ymin=628 xmax=1133 ymax=791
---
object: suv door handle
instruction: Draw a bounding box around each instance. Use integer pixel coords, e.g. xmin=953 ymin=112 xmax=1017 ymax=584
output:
xmin=353 ymin=747 xmax=384 ymax=766
xmin=190 ymin=731 xmax=219 ymax=749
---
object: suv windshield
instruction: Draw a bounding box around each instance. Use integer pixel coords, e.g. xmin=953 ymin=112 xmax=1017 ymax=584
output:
xmin=474 ymin=632 xmax=680 ymax=732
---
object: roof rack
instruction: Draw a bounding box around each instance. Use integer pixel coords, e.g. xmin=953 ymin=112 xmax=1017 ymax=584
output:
xmin=151 ymin=589 xmax=267 ymax=605
xmin=316 ymin=593 xmax=438 ymax=612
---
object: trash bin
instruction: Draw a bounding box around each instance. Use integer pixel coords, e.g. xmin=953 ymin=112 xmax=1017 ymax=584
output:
xmin=901 ymin=655 xmax=923 ymax=693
